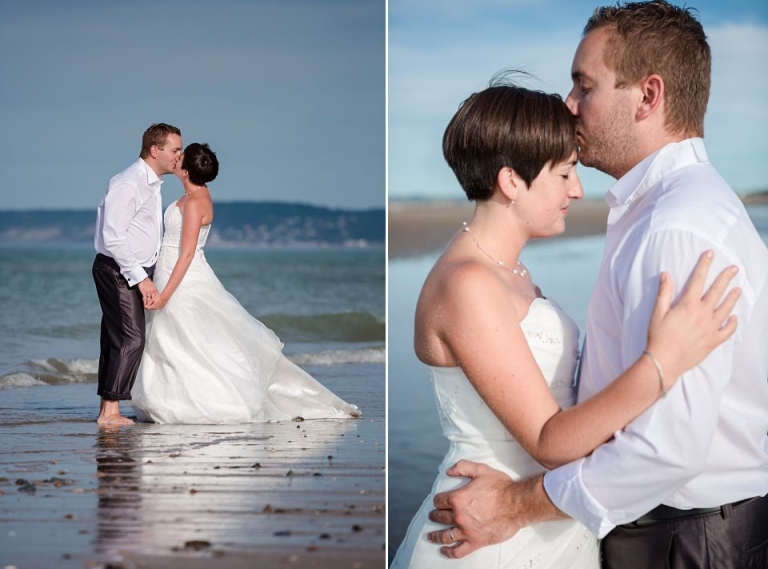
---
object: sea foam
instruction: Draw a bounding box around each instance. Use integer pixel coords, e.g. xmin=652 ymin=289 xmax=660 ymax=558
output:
xmin=288 ymin=346 xmax=385 ymax=366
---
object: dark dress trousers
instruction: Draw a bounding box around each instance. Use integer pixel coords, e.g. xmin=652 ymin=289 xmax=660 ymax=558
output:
xmin=92 ymin=253 xmax=154 ymax=400
xmin=601 ymin=494 xmax=768 ymax=569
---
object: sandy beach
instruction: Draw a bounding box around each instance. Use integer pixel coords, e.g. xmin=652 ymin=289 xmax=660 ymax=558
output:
xmin=388 ymin=198 xmax=610 ymax=259
xmin=0 ymin=369 xmax=384 ymax=569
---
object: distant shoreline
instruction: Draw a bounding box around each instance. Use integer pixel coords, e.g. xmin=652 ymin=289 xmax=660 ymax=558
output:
xmin=0 ymin=202 xmax=385 ymax=247
xmin=389 ymin=194 xmax=768 ymax=260
xmin=388 ymin=198 xmax=610 ymax=260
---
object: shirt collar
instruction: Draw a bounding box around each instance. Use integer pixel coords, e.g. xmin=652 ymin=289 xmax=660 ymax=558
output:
xmin=139 ymin=158 xmax=164 ymax=190
xmin=604 ymin=138 xmax=708 ymax=208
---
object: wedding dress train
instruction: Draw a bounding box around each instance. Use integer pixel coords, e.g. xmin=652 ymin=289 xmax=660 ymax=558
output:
xmin=131 ymin=202 xmax=361 ymax=424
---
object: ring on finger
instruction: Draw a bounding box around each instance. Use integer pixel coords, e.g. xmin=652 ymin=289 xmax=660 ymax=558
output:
xmin=449 ymin=527 xmax=456 ymax=543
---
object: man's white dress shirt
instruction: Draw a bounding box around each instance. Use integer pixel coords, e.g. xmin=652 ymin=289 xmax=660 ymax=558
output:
xmin=94 ymin=159 xmax=164 ymax=287
xmin=543 ymin=138 xmax=768 ymax=538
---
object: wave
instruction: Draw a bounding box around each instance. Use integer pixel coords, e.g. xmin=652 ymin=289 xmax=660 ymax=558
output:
xmin=0 ymin=373 xmax=48 ymax=389
xmin=0 ymin=358 xmax=97 ymax=389
xmin=0 ymin=346 xmax=383 ymax=390
xmin=260 ymin=311 xmax=385 ymax=343
xmin=288 ymin=346 xmax=385 ymax=366
xmin=30 ymin=358 xmax=98 ymax=375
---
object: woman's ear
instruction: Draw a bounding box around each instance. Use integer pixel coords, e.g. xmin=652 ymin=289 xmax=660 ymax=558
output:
xmin=496 ymin=166 xmax=521 ymax=204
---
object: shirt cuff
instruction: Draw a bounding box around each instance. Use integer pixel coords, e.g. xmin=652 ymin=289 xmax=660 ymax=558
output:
xmin=124 ymin=266 xmax=148 ymax=287
xmin=543 ymin=460 xmax=615 ymax=538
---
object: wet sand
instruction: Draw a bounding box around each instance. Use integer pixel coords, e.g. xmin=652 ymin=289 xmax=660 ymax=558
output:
xmin=0 ymin=368 xmax=384 ymax=569
xmin=388 ymin=198 xmax=609 ymax=259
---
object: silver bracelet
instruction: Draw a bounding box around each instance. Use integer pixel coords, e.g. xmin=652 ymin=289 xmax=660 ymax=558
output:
xmin=643 ymin=350 xmax=668 ymax=397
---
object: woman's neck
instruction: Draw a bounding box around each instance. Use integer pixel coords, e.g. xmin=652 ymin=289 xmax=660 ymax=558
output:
xmin=183 ymin=181 xmax=206 ymax=196
xmin=464 ymin=201 xmax=528 ymax=267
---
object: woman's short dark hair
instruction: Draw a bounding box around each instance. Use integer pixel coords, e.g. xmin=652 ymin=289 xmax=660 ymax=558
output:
xmin=182 ymin=143 xmax=219 ymax=186
xmin=443 ymin=83 xmax=576 ymax=201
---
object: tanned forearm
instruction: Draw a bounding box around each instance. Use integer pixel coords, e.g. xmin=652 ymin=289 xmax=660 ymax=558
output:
xmin=514 ymin=474 xmax=568 ymax=524
xmin=532 ymin=355 xmax=666 ymax=469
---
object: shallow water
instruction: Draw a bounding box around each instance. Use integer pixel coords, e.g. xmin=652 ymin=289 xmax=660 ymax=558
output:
xmin=0 ymin=366 xmax=384 ymax=568
xmin=0 ymin=246 xmax=385 ymax=389
xmin=0 ymin=243 xmax=386 ymax=567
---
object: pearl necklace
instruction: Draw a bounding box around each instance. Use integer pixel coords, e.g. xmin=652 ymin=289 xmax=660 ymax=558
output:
xmin=462 ymin=222 xmax=528 ymax=278
xmin=183 ymin=185 xmax=205 ymax=197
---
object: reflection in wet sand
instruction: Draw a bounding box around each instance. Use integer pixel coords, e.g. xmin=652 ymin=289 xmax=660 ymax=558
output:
xmin=0 ymin=377 xmax=384 ymax=568
xmin=95 ymin=426 xmax=142 ymax=554
xmin=93 ymin=420 xmax=383 ymax=558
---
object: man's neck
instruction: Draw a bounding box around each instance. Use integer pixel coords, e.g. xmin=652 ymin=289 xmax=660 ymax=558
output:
xmin=142 ymin=157 xmax=165 ymax=178
xmin=615 ymin=131 xmax=693 ymax=180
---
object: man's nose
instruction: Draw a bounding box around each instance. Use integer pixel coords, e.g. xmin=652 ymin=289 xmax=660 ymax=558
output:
xmin=565 ymin=90 xmax=578 ymax=116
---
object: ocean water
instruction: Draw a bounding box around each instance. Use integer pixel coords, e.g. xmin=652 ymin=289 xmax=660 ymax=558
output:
xmin=387 ymin=203 xmax=768 ymax=563
xmin=0 ymin=244 xmax=386 ymax=567
xmin=0 ymin=245 xmax=385 ymax=392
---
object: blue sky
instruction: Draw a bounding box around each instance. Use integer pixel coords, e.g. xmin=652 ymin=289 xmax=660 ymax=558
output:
xmin=0 ymin=0 xmax=385 ymax=211
xmin=389 ymin=0 xmax=768 ymax=201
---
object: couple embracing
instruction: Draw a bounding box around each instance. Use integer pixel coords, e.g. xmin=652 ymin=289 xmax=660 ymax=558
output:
xmin=91 ymin=124 xmax=361 ymax=427
xmin=393 ymin=1 xmax=768 ymax=568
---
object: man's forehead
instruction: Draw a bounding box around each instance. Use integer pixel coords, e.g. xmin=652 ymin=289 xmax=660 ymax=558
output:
xmin=571 ymin=31 xmax=609 ymax=77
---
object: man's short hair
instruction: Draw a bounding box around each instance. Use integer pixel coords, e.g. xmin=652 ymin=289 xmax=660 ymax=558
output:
xmin=140 ymin=123 xmax=182 ymax=158
xmin=585 ymin=0 xmax=711 ymax=137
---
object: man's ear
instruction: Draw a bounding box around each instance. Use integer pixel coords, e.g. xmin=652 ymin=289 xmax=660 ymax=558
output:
xmin=636 ymin=74 xmax=664 ymax=122
xmin=496 ymin=167 xmax=522 ymax=203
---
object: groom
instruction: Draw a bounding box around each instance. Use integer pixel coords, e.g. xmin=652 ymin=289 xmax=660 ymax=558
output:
xmin=427 ymin=2 xmax=768 ymax=567
xmin=92 ymin=123 xmax=182 ymax=427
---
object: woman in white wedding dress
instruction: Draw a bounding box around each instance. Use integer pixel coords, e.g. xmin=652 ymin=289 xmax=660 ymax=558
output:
xmin=390 ymin=84 xmax=738 ymax=568
xmin=130 ymin=143 xmax=361 ymax=424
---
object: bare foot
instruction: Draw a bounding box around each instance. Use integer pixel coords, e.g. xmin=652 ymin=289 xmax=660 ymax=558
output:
xmin=96 ymin=413 xmax=135 ymax=427
xmin=97 ymin=398 xmax=134 ymax=427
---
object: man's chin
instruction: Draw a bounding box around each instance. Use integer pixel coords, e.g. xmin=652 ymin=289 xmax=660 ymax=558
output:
xmin=577 ymin=152 xmax=594 ymax=167
xmin=577 ymin=148 xmax=601 ymax=169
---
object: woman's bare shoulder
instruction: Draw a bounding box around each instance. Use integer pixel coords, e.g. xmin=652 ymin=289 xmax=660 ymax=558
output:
xmin=181 ymin=191 xmax=213 ymax=224
xmin=419 ymin=252 xmax=530 ymax=326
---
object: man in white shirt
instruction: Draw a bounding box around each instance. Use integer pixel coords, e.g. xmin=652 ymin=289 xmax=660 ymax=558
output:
xmin=92 ymin=123 xmax=183 ymax=427
xmin=426 ymin=2 xmax=768 ymax=567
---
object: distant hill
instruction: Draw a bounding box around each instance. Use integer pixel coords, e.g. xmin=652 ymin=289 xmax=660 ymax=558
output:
xmin=0 ymin=202 xmax=384 ymax=247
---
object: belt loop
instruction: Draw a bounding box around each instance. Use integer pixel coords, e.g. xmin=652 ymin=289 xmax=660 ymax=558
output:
xmin=721 ymin=503 xmax=733 ymax=519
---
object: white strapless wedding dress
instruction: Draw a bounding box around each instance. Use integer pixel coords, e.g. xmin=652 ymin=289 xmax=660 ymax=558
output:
xmin=391 ymin=298 xmax=599 ymax=568
xmin=130 ymin=202 xmax=361 ymax=424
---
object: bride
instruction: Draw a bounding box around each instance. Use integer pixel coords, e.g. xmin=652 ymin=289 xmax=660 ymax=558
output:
xmin=390 ymin=84 xmax=738 ymax=567
xmin=130 ymin=143 xmax=361 ymax=424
